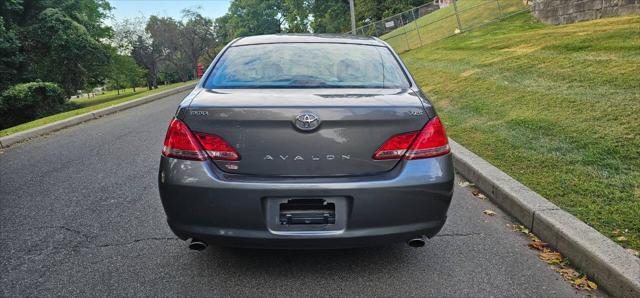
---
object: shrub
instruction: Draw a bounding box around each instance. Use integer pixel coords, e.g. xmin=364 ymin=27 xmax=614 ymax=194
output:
xmin=0 ymin=82 xmax=69 ymax=129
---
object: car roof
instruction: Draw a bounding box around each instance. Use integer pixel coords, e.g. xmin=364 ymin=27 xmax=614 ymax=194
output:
xmin=232 ymin=34 xmax=386 ymax=47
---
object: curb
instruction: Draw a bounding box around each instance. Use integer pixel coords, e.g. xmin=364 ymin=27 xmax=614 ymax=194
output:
xmin=450 ymin=139 xmax=640 ymax=298
xmin=0 ymin=83 xmax=196 ymax=149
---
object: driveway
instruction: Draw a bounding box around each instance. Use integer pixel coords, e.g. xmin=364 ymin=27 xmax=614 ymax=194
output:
xmin=0 ymin=90 xmax=585 ymax=297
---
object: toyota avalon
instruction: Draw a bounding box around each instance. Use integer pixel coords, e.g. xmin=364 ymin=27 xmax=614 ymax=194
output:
xmin=158 ymin=34 xmax=454 ymax=250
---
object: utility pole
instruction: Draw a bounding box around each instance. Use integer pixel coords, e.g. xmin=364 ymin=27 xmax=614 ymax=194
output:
xmin=349 ymin=0 xmax=356 ymax=34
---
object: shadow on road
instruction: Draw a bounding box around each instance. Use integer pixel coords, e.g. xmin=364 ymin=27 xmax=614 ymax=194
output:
xmin=199 ymin=243 xmax=414 ymax=272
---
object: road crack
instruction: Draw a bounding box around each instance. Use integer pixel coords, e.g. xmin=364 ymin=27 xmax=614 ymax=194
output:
xmin=433 ymin=232 xmax=482 ymax=238
xmin=3 ymin=225 xmax=179 ymax=255
xmin=94 ymin=237 xmax=179 ymax=248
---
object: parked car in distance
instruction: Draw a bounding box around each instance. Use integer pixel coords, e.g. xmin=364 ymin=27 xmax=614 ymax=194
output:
xmin=158 ymin=34 xmax=454 ymax=250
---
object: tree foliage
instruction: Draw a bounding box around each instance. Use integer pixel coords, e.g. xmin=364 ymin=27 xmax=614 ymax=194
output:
xmin=213 ymin=0 xmax=430 ymax=40
xmin=226 ymin=0 xmax=284 ymax=37
xmin=1 ymin=0 xmax=113 ymax=96
xmin=308 ymin=0 xmax=351 ymax=33
xmin=112 ymin=9 xmax=217 ymax=88
xmin=109 ymin=54 xmax=146 ymax=94
xmin=0 ymin=82 xmax=68 ymax=128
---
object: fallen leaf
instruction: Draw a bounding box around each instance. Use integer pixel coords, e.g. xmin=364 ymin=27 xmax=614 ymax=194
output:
xmin=573 ymin=276 xmax=586 ymax=286
xmin=472 ymin=190 xmax=487 ymax=200
xmin=458 ymin=181 xmax=473 ymax=187
xmin=626 ymin=248 xmax=639 ymax=257
xmin=612 ymin=229 xmax=621 ymax=235
xmin=556 ymin=267 xmax=579 ymax=281
xmin=512 ymin=224 xmax=530 ymax=235
xmin=528 ymin=240 xmax=548 ymax=251
xmin=616 ymin=236 xmax=627 ymax=242
xmin=482 ymin=209 xmax=496 ymax=216
xmin=571 ymin=275 xmax=597 ymax=291
xmin=539 ymin=250 xmax=563 ymax=264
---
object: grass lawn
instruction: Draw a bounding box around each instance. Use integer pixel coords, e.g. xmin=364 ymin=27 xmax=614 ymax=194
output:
xmin=0 ymin=80 xmax=196 ymax=138
xmin=381 ymin=0 xmax=527 ymax=53
xmin=401 ymin=14 xmax=640 ymax=250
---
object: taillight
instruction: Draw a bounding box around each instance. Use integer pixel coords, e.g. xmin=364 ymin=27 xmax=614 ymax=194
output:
xmin=162 ymin=118 xmax=207 ymax=161
xmin=162 ymin=118 xmax=240 ymax=161
xmin=372 ymin=116 xmax=450 ymax=160
xmin=372 ymin=131 xmax=418 ymax=160
xmin=405 ymin=116 xmax=450 ymax=159
xmin=193 ymin=132 xmax=240 ymax=161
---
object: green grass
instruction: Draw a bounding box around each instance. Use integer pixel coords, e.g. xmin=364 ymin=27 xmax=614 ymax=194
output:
xmin=400 ymin=14 xmax=640 ymax=251
xmin=0 ymin=81 xmax=196 ymax=137
xmin=381 ymin=0 xmax=527 ymax=53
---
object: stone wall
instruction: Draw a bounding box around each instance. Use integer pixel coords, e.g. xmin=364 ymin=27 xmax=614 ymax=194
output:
xmin=531 ymin=0 xmax=640 ymax=24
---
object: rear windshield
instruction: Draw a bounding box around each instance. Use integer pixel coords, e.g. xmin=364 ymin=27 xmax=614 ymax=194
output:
xmin=204 ymin=43 xmax=411 ymax=89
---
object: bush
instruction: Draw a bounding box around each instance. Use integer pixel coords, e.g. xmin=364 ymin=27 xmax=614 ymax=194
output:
xmin=0 ymin=82 xmax=70 ymax=129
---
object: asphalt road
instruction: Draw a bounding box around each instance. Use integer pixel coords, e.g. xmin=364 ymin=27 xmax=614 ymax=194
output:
xmin=0 ymin=90 xmax=588 ymax=297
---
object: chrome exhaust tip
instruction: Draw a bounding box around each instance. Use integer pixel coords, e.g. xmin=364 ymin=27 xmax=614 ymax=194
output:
xmin=188 ymin=239 xmax=207 ymax=251
xmin=407 ymin=237 xmax=426 ymax=248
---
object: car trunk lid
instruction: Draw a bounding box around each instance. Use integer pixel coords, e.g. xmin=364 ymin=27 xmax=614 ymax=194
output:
xmin=182 ymin=88 xmax=428 ymax=177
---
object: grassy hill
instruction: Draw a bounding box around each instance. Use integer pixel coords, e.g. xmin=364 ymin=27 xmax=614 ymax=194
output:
xmin=400 ymin=14 xmax=640 ymax=250
xmin=381 ymin=0 xmax=527 ymax=52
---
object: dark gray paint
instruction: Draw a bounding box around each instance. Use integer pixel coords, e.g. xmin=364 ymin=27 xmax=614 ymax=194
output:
xmin=161 ymin=37 xmax=456 ymax=248
xmin=0 ymin=91 xmax=590 ymax=297
xmin=183 ymin=88 xmax=429 ymax=176
xmin=158 ymin=154 xmax=453 ymax=248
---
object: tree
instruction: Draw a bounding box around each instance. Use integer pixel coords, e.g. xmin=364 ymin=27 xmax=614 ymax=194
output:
xmin=146 ymin=16 xmax=190 ymax=82
xmin=0 ymin=0 xmax=113 ymax=96
xmin=109 ymin=54 xmax=146 ymax=94
xmin=32 ymin=8 xmax=112 ymax=96
xmin=355 ymin=0 xmax=386 ymax=28
xmin=213 ymin=14 xmax=236 ymax=46
xmin=282 ymin=0 xmax=311 ymax=32
xmin=308 ymin=0 xmax=351 ymax=33
xmin=110 ymin=18 xmax=161 ymax=89
xmin=180 ymin=9 xmax=217 ymax=78
xmin=0 ymin=17 xmax=22 ymax=91
xmin=131 ymin=35 xmax=160 ymax=89
xmin=111 ymin=17 xmax=147 ymax=54
xmin=224 ymin=0 xmax=284 ymax=37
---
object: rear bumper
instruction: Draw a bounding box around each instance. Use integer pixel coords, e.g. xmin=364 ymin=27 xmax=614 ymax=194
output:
xmin=158 ymin=154 xmax=454 ymax=249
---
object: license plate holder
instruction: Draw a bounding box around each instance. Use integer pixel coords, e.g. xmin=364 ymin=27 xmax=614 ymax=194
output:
xmin=265 ymin=197 xmax=348 ymax=234
xmin=279 ymin=199 xmax=336 ymax=225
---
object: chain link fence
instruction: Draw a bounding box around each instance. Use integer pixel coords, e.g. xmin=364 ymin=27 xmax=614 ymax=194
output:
xmin=354 ymin=0 xmax=531 ymax=53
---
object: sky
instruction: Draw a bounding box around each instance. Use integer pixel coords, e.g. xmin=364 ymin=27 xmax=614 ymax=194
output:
xmin=107 ymin=0 xmax=231 ymax=24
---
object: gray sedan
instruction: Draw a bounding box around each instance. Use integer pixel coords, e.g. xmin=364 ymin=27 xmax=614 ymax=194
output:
xmin=158 ymin=34 xmax=454 ymax=250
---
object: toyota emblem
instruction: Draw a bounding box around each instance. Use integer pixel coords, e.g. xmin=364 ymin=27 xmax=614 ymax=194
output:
xmin=294 ymin=112 xmax=320 ymax=131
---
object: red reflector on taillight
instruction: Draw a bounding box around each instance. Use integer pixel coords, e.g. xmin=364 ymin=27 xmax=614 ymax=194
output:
xmin=372 ymin=131 xmax=418 ymax=160
xmin=406 ymin=116 xmax=450 ymax=159
xmin=193 ymin=132 xmax=240 ymax=161
xmin=372 ymin=116 xmax=450 ymax=160
xmin=162 ymin=118 xmax=240 ymax=161
xmin=162 ymin=118 xmax=207 ymax=161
